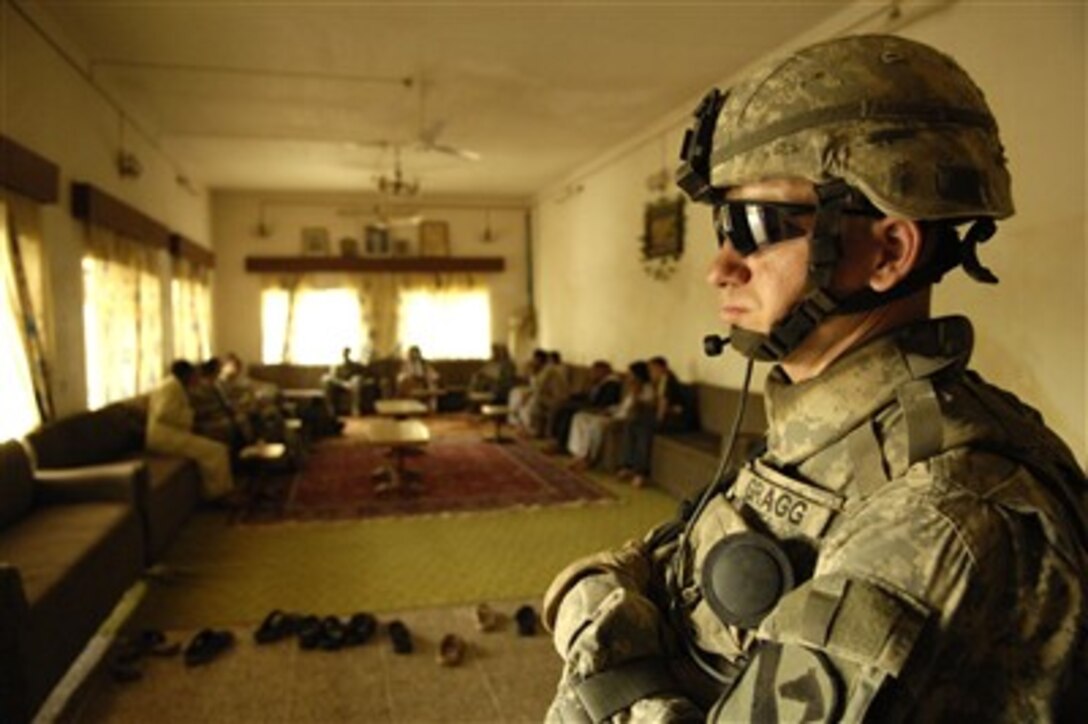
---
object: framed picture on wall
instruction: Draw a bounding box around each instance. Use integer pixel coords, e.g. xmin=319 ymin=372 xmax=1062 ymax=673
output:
xmin=364 ymin=225 xmax=391 ymax=256
xmin=300 ymin=226 xmax=331 ymax=256
xmin=418 ymin=220 xmax=450 ymax=256
xmin=641 ymin=197 xmax=685 ymax=260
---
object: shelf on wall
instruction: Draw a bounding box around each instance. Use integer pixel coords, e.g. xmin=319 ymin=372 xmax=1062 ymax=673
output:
xmin=244 ymin=255 xmax=505 ymax=274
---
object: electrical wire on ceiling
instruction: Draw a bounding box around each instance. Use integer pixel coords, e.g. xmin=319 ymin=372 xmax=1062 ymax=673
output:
xmin=9 ymin=0 xmax=196 ymax=191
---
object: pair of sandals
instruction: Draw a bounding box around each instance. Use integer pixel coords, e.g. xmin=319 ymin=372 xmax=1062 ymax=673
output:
xmin=473 ymin=603 xmax=538 ymax=636
xmin=109 ymin=629 xmax=182 ymax=682
xmin=255 ymin=610 xmax=378 ymax=651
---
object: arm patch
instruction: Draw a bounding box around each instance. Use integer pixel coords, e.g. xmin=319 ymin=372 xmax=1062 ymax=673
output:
xmin=759 ymin=573 xmax=929 ymax=676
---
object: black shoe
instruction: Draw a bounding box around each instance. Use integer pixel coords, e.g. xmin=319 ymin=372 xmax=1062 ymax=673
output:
xmin=319 ymin=616 xmax=347 ymax=651
xmin=343 ymin=612 xmax=378 ymax=646
xmin=183 ymin=629 xmax=235 ymax=667
xmin=515 ymin=605 xmax=538 ymax=637
xmin=388 ymin=620 xmax=413 ymax=654
xmin=297 ymin=615 xmax=324 ymax=650
xmin=254 ymin=610 xmax=301 ymax=645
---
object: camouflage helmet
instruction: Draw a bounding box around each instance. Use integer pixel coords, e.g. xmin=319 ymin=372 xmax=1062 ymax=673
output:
xmin=709 ymin=34 xmax=1014 ymax=221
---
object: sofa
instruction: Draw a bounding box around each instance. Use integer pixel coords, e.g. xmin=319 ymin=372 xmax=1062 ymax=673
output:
xmin=249 ymin=358 xmax=488 ymax=413
xmin=559 ymin=364 xmax=766 ymax=499
xmin=0 ymin=439 xmax=146 ymax=724
xmin=650 ymin=383 xmax=766 ymax=501
xmin=23 ymin=397 xmax=203 ymax=564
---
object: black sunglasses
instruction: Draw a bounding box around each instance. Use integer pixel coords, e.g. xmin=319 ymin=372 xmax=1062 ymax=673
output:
xmin=714 ymin=201 xmax=814 ymax=255
xmin=714 ymin=200 xmax=884 ymax=256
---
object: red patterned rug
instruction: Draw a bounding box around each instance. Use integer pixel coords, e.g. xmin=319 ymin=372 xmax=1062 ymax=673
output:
xmin=234 ymin=416 xmax=616 ymax=523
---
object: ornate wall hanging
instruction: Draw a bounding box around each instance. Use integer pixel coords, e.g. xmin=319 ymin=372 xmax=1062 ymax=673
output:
xmin=640 ymin=196 xmax=685 ymax=280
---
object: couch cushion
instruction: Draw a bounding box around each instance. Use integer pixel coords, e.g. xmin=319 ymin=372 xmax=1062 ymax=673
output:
xmin=0 ymin=502 xmax=143 ymax=719
xmin=0 ymin=502 xmax=139 ymax=605
xmin=0 ymin=441 xmax=34 ymax=530
xmin=25 ymin=400 xmax=146 ymax=469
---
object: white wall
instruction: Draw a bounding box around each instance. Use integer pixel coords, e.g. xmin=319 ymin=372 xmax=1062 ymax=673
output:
xmin=534 ymin=0 xmax=1086 ymax=465
xmin=211 ymin=191 xmax=531 ymax=364
xmin=0 ymin=3 xmax=212 ymax=415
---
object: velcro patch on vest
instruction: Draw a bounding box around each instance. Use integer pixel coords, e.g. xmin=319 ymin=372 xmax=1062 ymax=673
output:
xmin=731 ymin=461 xmax=844 ymax=540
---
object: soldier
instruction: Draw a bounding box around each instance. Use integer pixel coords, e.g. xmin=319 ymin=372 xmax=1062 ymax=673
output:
xmin=542 ymin=35 xmax=1087 ymax=722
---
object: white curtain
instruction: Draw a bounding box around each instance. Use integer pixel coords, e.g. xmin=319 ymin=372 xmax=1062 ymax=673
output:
xmin=260 ymin=274 xmax=367 ymax=364
xmin=0 ymin=200 xmax=41 ymax=440
xmin=172 ymin=256 xmax=212 ymax=361
xmin=83 ymin=225 xmax=164 ymax=408
xmin=397 ymin=275 xmax=491 ymax=359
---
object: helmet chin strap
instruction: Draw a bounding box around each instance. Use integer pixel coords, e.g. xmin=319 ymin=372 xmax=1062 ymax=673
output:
xmin=725 ymin=180 xmax=1000 ymax=364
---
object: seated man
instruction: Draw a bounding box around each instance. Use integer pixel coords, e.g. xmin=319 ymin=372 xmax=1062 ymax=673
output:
xmin=219 ymin=352 xmax=288 ymax=443
xmin=567 ymin=361 xmax=652 ymax=470
xmin=146 ymin=360 xmax=234 ymax=501
xmin=520 ymin=351 xmax=570 ymax=438
xmin=395 ymin=345 xmax=440 ymax=398
xmin=191 ymin=357 xmax=250 ymax=451
xmin=322 ymin=346 xmax=377 ymax=416
xmin=550 ymin=360 xmax=623 ymax=449
xmin=615 ymin=355 xmax=693 ymax=487
xmin=469 ymin=343 xmax=518 ymax=404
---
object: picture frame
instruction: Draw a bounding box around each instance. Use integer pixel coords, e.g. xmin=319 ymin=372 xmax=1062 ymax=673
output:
xmin=641 ymin=197 xmax=685 ymax=260
xmin=300 ymin=226 xmax=331 ymax=256
xmin=418 ymin=220 xmax=450 ymax=256
xmin=339 ymin=236 xmax=359 ymax=258
xmin=364 ymin=225 xmax=391 ymax=256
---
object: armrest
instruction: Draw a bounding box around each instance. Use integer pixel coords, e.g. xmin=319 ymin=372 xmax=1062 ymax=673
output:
xmin=33 ymin=460 xmax=149 ymax=507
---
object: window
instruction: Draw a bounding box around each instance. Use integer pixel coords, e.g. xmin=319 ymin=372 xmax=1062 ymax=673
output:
xmin=82 ymin=228 xmax=164 ymax=409
xmin=397 ymin=287 xmax=490 ymax=359
xmin=0 ymin=201 xmax=40 ymax=440
xmin=261 ymin=286 xmax=365 ymax=364
xmin=172 ymin=266 xmax=212 ymax=361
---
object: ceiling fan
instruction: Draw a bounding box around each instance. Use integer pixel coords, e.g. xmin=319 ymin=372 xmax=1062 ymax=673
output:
xmin=412 ymin=76 xmax=481 ymax=162
xmin=355 ymin=77 xmax=480 ymax=166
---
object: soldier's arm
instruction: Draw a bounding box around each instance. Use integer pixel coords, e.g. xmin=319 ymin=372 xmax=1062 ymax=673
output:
xmin=543 ymin=523 xmax=701 ymax=722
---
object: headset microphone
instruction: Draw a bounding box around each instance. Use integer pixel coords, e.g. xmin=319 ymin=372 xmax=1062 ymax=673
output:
xmin=703 ymin=334 xmax=730 ymax=357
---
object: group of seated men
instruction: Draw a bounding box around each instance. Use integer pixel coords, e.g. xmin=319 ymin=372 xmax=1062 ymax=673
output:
xmin=507 ymin=350 xmax=695 ymax=488
xmin=146 ymin=353 xmax=288 ymax=504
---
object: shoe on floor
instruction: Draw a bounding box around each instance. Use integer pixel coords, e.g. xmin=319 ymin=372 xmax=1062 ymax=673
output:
xmin=515 ymin=605 xmax=538 ymax=637
xmin=474 ymin=603 xmax=500 ymax=633
xmin=437 ymin=634 xmax=467 ymax=667
xmin=318 ymin=616 xmax=348 ymax=651
xmin=254 ymin=610 xmax=302 ymax=645
xmin=183 ymin=629 xmax=235 ymax=667
xmin=344 ymin=612 xmax=378 ymax=646
xmin=388 ymin=620 xmax=413 ymax=654
xmin=297 ymin=615 xmax=324 ymax=650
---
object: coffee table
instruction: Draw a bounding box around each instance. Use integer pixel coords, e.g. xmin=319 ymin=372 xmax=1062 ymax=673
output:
xmin=362 ymin=418 xmax=431 ymax=493
xmin=374 ymin=398 xmax=429 ymax=419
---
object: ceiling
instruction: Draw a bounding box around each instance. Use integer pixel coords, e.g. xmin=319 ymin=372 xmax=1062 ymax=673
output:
xmin=35 ymin=0 xmax=850 ymax=197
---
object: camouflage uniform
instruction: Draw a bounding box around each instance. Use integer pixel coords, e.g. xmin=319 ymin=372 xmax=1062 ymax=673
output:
xmin=544 ymin=34 xmax=1087 ymax=722
xmin=544 ymin=316 xmax=1087 ymax=721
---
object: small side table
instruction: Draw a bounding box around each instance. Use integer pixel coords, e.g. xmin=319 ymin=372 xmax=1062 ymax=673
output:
xmin=237 ymin=441 xmax=288 ymax=505
xmin=480 ymin=404 xmax=512 ymax=443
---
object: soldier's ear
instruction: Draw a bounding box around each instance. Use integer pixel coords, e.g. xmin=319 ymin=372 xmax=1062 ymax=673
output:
xmin=868 ymin=217 xmax=924 ymax=293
